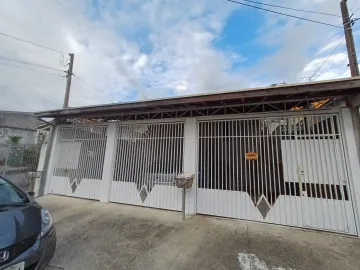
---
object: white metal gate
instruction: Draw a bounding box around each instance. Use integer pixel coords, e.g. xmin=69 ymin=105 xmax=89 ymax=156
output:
xmin=110 ymin=122 xmax=184 ymax=211
xmin=197 ymin=113 xmax=357 ymax=234
xmin=49 ymin=125 xmax=107 ymax=200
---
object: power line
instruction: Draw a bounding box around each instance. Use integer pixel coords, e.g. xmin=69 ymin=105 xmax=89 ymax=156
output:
xmin=0 ymin=56 xmax=65 ymax=72
xmin=309 ymin=36 xmax=346 ymax=81
xmin=351 ymin=3 xmax=360 ymax=14
xmin=73 ymin=74 xmax=105 ymax=93
xmin=0 ymin=62 xmax=65 ymax=77
xmin=224 ymin=0 xmax=342 ymax=28
xmin=0 ymin=32 xmax=65 ymax=54
xmin=299 ymin=75 xmax=320 ymax=81
xmin=241 ymin=0 xmax=340 ymax=17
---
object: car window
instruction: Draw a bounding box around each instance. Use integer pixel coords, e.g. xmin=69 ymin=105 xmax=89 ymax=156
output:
xmin=0 ymin=177 xmax=29 ymax=205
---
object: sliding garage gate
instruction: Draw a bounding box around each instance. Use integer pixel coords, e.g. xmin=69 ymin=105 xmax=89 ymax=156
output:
xmin=197 ymin=114 xmax=357 ymax=234
xmin=110 ymin=122 xmax=184 ymax=211
xmin=49 ymin=125 xmax=107 ymax=200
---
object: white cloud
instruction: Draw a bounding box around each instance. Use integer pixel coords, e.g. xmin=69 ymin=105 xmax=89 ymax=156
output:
xmin=303 ymin=53 xmax=348 ymax=73
xmin=1 ymin=0 xmax=359 ymax=112
xmin=300 ymin=52 xmax=349 ymax=80
xmin=175 ymin=84 xmax=188 ymax=92
xmin=0 ymin=0 xmax=137 ymax=111
xmin=0 ymin=0 xmax=245 ymax=111
xmin=316 ymin=37 xmax=346 ymax=55
xmin=248 ymin=0 xmax=360 ymax=85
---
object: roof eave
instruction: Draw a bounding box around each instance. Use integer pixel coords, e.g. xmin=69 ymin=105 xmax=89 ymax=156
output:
xmin=35 ymin=77 xmax=360 ymax=118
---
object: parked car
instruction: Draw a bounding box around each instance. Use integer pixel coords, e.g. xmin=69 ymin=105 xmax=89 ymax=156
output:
xmin=0 ymin=176 xmax=56 ymax=270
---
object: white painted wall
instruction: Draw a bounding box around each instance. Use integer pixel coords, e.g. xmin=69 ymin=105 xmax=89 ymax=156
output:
xmin=99 ymin=123 xmax=117 ymax=202
xmin=44 ymin=126 xmax=58 ymax=195
xmin=34 ymin=142 xmax=47 ymax=196
xmin=183 ymin=118 xmax=197 ymax=214
xmin=341 ymin=107 xmax=360 ymax=235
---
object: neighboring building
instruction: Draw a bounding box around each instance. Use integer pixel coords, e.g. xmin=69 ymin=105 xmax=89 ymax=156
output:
xmin=35 ymin=77 xmax=360 ymax=236
xmin=0 ymin=111 xmax=42 ymax=191
xmin=0 ymin=111 xmax=40 ymax=145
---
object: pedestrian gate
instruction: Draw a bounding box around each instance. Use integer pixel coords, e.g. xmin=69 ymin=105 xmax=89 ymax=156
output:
xmin=49 ymin=125 xmax=107 ymax=200
xmin=197 ymin=114 xmax=357 ymax=234
xmin=110 ymin=122 xmax=184 ymax=211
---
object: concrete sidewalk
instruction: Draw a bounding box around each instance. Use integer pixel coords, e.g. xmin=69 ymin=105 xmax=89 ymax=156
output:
xmin=38 ymin=195 xmax=360 ymax=270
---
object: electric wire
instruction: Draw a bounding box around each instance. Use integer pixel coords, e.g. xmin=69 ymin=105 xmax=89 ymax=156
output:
xmin=0 ymin=56 xmax=65 ymax=72
xmin=0 ymin=62 xmax=65 ymax=77
xmin=224 ymin=0 xmax=342 ymax=28
xmin=351 ymin=3 xmax=360 ymax=15
xmin=73 ymin=74 xmax=105 ymax=93
xmin=241 ymin=0 xmax=340 ymax=17
xmin=310 ymin=36 xmax=346 ymax=81
xmin=0 ymin=32 xmax=65 ymax=54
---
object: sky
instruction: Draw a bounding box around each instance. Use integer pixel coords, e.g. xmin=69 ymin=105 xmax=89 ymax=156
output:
xmin=0 ymin=0 xmax=359 ymax=112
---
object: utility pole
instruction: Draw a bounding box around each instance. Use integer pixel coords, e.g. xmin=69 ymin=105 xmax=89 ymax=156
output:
xmin=341 ymin=0 xmax=360 ymax=162
xmin=341 ymin=0 xmax=359 ymax=77
xmin=63 ymin=53 xmax=75 ymax=108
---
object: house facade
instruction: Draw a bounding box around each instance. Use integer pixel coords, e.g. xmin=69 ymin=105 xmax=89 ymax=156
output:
xmin=35 ymin=77 xmax=360 ymax=236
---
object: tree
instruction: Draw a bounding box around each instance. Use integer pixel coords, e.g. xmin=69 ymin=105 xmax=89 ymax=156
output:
xmin=6 ymin=136 xmax=22 ymax=167
xmin=6 ymin=136 xmax=22 ymax=145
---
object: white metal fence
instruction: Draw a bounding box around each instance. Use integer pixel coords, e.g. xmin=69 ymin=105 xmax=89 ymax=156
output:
xmin=49 ymin=125 xmax=107 ymax=199
xmin=44 ymin=113 xmax=358 ymax=234
xmin=197 ymin=114 xmax=357 ymax=234
xmin=110 ymin=122 xmax=184 ymax=211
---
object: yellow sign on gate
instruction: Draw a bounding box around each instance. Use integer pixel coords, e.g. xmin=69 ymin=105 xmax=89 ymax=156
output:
xmin=246 ymin=152 xmax=258 ymax=160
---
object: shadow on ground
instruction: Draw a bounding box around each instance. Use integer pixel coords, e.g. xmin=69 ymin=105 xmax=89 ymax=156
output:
xmin=38 ymin=195 xmax=360 ymax=270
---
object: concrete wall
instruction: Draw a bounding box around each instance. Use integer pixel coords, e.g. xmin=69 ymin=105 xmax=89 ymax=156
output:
xmin=0 ymin=127 xmax=36 ymax=145
xmin=341 ymin=107 xmax=360 ymax=235
xmin=34 ymin=142 xmax=48 ymax=196
xmin=0 ymin=111 xmax=40 ymax=145
xmin=0 ymin=111 xmax=39 ymax=129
